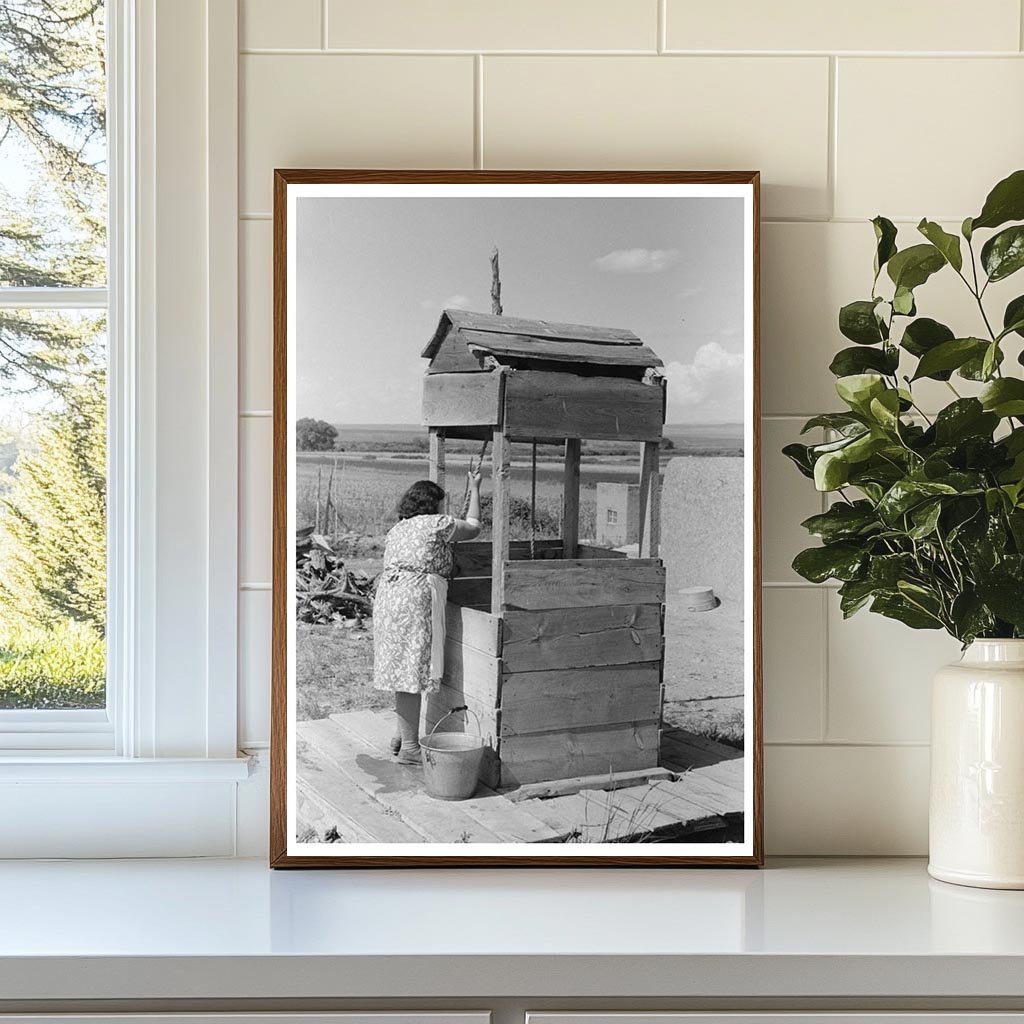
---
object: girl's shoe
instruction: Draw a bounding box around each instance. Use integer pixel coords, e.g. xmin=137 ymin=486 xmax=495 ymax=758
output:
xmin=389 ymin=733 xmax=401 ymax=755
xmin=395 ymin=743 xmax=422 ymax=765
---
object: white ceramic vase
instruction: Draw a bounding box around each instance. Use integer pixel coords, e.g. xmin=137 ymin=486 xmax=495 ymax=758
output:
xmin=929 ymin=639 xmax=1024 ymax=889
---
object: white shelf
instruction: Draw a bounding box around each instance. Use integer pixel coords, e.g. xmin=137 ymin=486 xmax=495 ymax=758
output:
xmin=1 ymin=857 xmax=1023 ymax=1002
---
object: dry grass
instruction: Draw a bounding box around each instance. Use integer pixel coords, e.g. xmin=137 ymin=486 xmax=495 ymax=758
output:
xmin=296 ymin=622 xmax=390 ymax=721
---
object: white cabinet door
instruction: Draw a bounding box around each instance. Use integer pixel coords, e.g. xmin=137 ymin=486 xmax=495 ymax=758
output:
xmin=0 ymin=1015 xmax=490 ymax=1024
xmin=528 ymin=1016 xmax=1024 ymax=1024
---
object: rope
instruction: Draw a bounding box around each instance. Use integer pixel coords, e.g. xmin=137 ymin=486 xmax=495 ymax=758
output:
xmin=529 ymin=441 xmax=537 ymax=561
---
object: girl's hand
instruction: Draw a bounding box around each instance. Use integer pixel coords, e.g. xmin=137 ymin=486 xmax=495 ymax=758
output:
xmin=468 ymin=462 xmax=483 ymax=487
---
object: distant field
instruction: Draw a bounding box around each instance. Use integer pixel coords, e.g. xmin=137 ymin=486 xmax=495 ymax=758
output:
xmin=297 ymin=422 xmax=742 ymax=538
xmin=332 ymin=422 xmax=743 ymax=458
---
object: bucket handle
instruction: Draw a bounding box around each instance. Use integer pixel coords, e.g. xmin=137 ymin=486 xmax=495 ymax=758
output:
xmin=427 ymin=704 xmax=482 ymax=742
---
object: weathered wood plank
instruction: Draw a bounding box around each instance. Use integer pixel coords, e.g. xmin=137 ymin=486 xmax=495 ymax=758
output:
xmin=500 ymin=661 xmax=662 ymax=734
xmin=503 ymin=561 xmax=665 ymax=611
xmin=501 ymin=604 xmax=662 ymax=672
xmin=460 ymin=329 xmax=662 ymax=368
xmin=302 ymin=717 xmax=504 ymax=843
xmin=663 ymin=727 xmax=744 ymax=761
xmin=326 ymin=710 xmax=563 ymax=842
xmin=453 ymin=539 xmax=562 ymax=578
xmin=428 ymin=427 xmax=445 ymax=501
xmin=660 ymin=730 xmax=743 ymax=771
xmin=504 ymin=765 xmax=673 ymax=802
xmin=441 ymin=309 xmax=642 ymax=346
xmin=578 ymin=786 xmax=679 ymax=841
xmin=500 ymin=721 xmax=660 ymax=787
xmin=448 ymin=575 xmax=492 ymax=609
xmin=425 ymin=331 xmax=495 ymax=373
xmin=422 ymin=370 xmax=503 ymax=427
xmin=577 ymin=543 xmax=626 ymax=560
xmin=637 ymin=440 xmax=653 ymax=557
xmin=491 ymin=428 xmax=511 ymax=611
xmin=445 ymin=603 xmax=500 ymax=658
xmin=646 ymin=443 xmax=662 ymax=559
xmin=295 ymin=739 xmax=428 ymax=843
xmin=696 ymin=758 xmax=746 ymax=793
xmin=562 ymin=437 xmax=581 ymax=559
xmin=503 ymin=371 xmax=664 ymax=442
xmin=655 ymin=770 xmax=744 ymax=816
xmin=517 ymin=792 xmax=591 ymax=841
xmin=441 ymin=635 xmax=500 ymax=707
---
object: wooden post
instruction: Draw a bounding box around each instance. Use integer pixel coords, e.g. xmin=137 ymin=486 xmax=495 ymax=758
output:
xmin=562 ymin=437 xmax=581 ymax=559
xmin=428 ymin=426 xmax=446 ymax=484
xmin=491 ymin=427 xmax=512 ymax=611
xmin=490 ymin=247 xmax=503 ymax=316
xmin=638 ymin=441 xmax=661 ymax=558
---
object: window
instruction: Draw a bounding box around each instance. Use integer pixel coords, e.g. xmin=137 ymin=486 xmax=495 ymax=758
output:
xmin=606 ymin=509 xmax=618 ymax=524
xmin=0 ymin=3 xmax=108 ymax=723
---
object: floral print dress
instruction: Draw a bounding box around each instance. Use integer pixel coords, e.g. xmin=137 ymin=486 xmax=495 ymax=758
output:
xmin=372 ymin=513 xmax=457 ymax=694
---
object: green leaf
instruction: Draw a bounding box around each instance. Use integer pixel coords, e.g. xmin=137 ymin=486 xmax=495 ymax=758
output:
xmin=892 ymin=286 xmax=916 ymax=316
xmin=872 ymin=216 xmax=898 ymax=277
xmin=877 ymin=479 xmax=958 ymax=524
xmin=1003 ymin=295 xmax=1024 ymax=339
xmin=981 ymin=225 xmax=1024 ymax=282
xmin=911 ymin=337 xmax=988 ymax=381
xmin=908 ymin=500 xmax=942 ymax=539
xmin=976 ymin=575 xmax=1024 ymax=629
xmin=838 ymin=578 xmax=879 ymax=617
xmin=962 ymin=216 xmax=974 ymax=241
xmin=971 ymin=169 xmax=1024 ymax=232
xmin=868 ymin=552 xmax=914 ymax=587
xmin=814 ymin=450 xmax=851 ymax=491
xmin=782 ymin=442 xmax=814 ymax=479
xmin=868 ymin=389 xmax=902 ymax=430
xmin=871 ymin=594 xmax=943 ymax=630
xmin=900 ymin=318 xmax=955 ymax=368
xmin=982 ymin=341 xmax=1000 ymax=381
xmin=800 ymin=412 xmax=865 ymax=435
xmin=800 ymin=501 xmax=879 ymax=543
xmin=933 ymin=398 xmax=999 ymax=444
xmin=829 ymin=345 xmax=899 ymax=378
xmin=980 ymin=378 xmax=1024 ymax=418
xmin=959 ymin=344 xmax=1004 ymax=381
xmin=917 ymin=219 xmax=963 ymax=272
xmin=839 ymin=300 xmax=886 ymax=345
xmin=792 ymin=543 xmax=866 ymax=584
xmin=950 ymin=592 xmax=996 ymax=644
xmin=887 ymin=243 xmax=946 ymax=291
xmin=835 ymin=373 xmax=886 ymax=413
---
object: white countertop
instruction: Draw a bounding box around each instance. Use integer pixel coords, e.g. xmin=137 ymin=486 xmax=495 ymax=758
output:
xmin=2 ymin=857 xmax=1024 ymax=1002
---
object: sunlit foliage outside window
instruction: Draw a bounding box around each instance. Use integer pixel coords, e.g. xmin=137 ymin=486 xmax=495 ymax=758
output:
xmin=0 ymin=1 xmax=107 ymax=708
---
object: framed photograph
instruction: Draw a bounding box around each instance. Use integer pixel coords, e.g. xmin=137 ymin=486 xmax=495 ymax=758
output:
xmin=270 ymin=170 xmax=762 ymax=867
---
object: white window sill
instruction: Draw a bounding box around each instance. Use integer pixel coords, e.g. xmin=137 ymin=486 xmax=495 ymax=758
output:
xmin=0 ymin=754 xmax=252 ymax=782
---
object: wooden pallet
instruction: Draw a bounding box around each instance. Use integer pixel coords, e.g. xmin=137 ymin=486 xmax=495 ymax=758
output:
xmin=296 ymin=709 xmax=745 ymax=845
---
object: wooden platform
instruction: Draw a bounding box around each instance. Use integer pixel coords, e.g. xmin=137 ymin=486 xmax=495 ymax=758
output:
xmin=296 ymin=709 xmax=744 ymax=845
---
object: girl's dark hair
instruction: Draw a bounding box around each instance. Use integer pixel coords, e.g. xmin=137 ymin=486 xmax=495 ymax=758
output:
xmin=396 ymin=480 xmax=445 ymax=520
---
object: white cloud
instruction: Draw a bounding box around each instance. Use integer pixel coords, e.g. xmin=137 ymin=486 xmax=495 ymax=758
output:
xmin=664 ymin=342 xmax=744 ymax=422
xmin=421 ymin=293 xmax=472 ymax=310
xmin=594 ymin=248 xmax=680 ymax=274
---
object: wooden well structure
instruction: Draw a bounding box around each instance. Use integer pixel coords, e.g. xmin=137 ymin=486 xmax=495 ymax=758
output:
xmin=421 ymin=308 xmax=667 ymax=791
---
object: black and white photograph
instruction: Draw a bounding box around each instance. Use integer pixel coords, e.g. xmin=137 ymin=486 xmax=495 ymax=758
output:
xmin=272 ymin=171 xmax=762 ymax=866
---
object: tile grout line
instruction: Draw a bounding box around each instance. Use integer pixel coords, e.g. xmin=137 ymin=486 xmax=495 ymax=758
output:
xmin=820 ymin=587 xmax=831 ymax=743
xmin=827 ymin=55 xmax=838 ymax=220
xmin=474 ymin=54 xmax=484 ymax=169
xmin=237 ymin=47 xmax=1024 ymax=57
xmin=657 ymin=0 xmax=666 ymax=54
xmin=1021 ymin=0 xmax=1024 ymax=51
xmin=321 ymin=0 xmax=328 ymax=50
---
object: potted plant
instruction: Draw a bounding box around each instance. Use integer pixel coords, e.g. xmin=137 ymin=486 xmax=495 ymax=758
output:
xmin=786 ymin=169 xmax=1024 ymax=889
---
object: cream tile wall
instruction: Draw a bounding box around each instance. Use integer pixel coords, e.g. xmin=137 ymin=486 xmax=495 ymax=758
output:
xmin=236 ymin=0 xmax=1024 ymax=854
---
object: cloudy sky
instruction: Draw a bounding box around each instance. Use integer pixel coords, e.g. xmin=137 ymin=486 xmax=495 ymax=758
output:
xmin=295 ymin=195 xmax=746 ymax=425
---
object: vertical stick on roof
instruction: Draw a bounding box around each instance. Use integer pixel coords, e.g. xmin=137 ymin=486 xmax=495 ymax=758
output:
xmin=490 ymin=246 xmax=503 ymax=316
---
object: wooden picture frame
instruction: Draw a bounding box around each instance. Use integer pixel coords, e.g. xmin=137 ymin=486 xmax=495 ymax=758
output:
xmin=271 ymin=170 xmax=763 ymax=867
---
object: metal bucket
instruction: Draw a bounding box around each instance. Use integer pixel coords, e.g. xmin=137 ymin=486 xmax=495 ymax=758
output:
xmin=421 ymin=706 xmax=485 ymax=801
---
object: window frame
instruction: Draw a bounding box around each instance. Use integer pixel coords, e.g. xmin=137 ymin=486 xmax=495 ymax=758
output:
xmin=0 ymin=3 xmax=123 ymax=752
